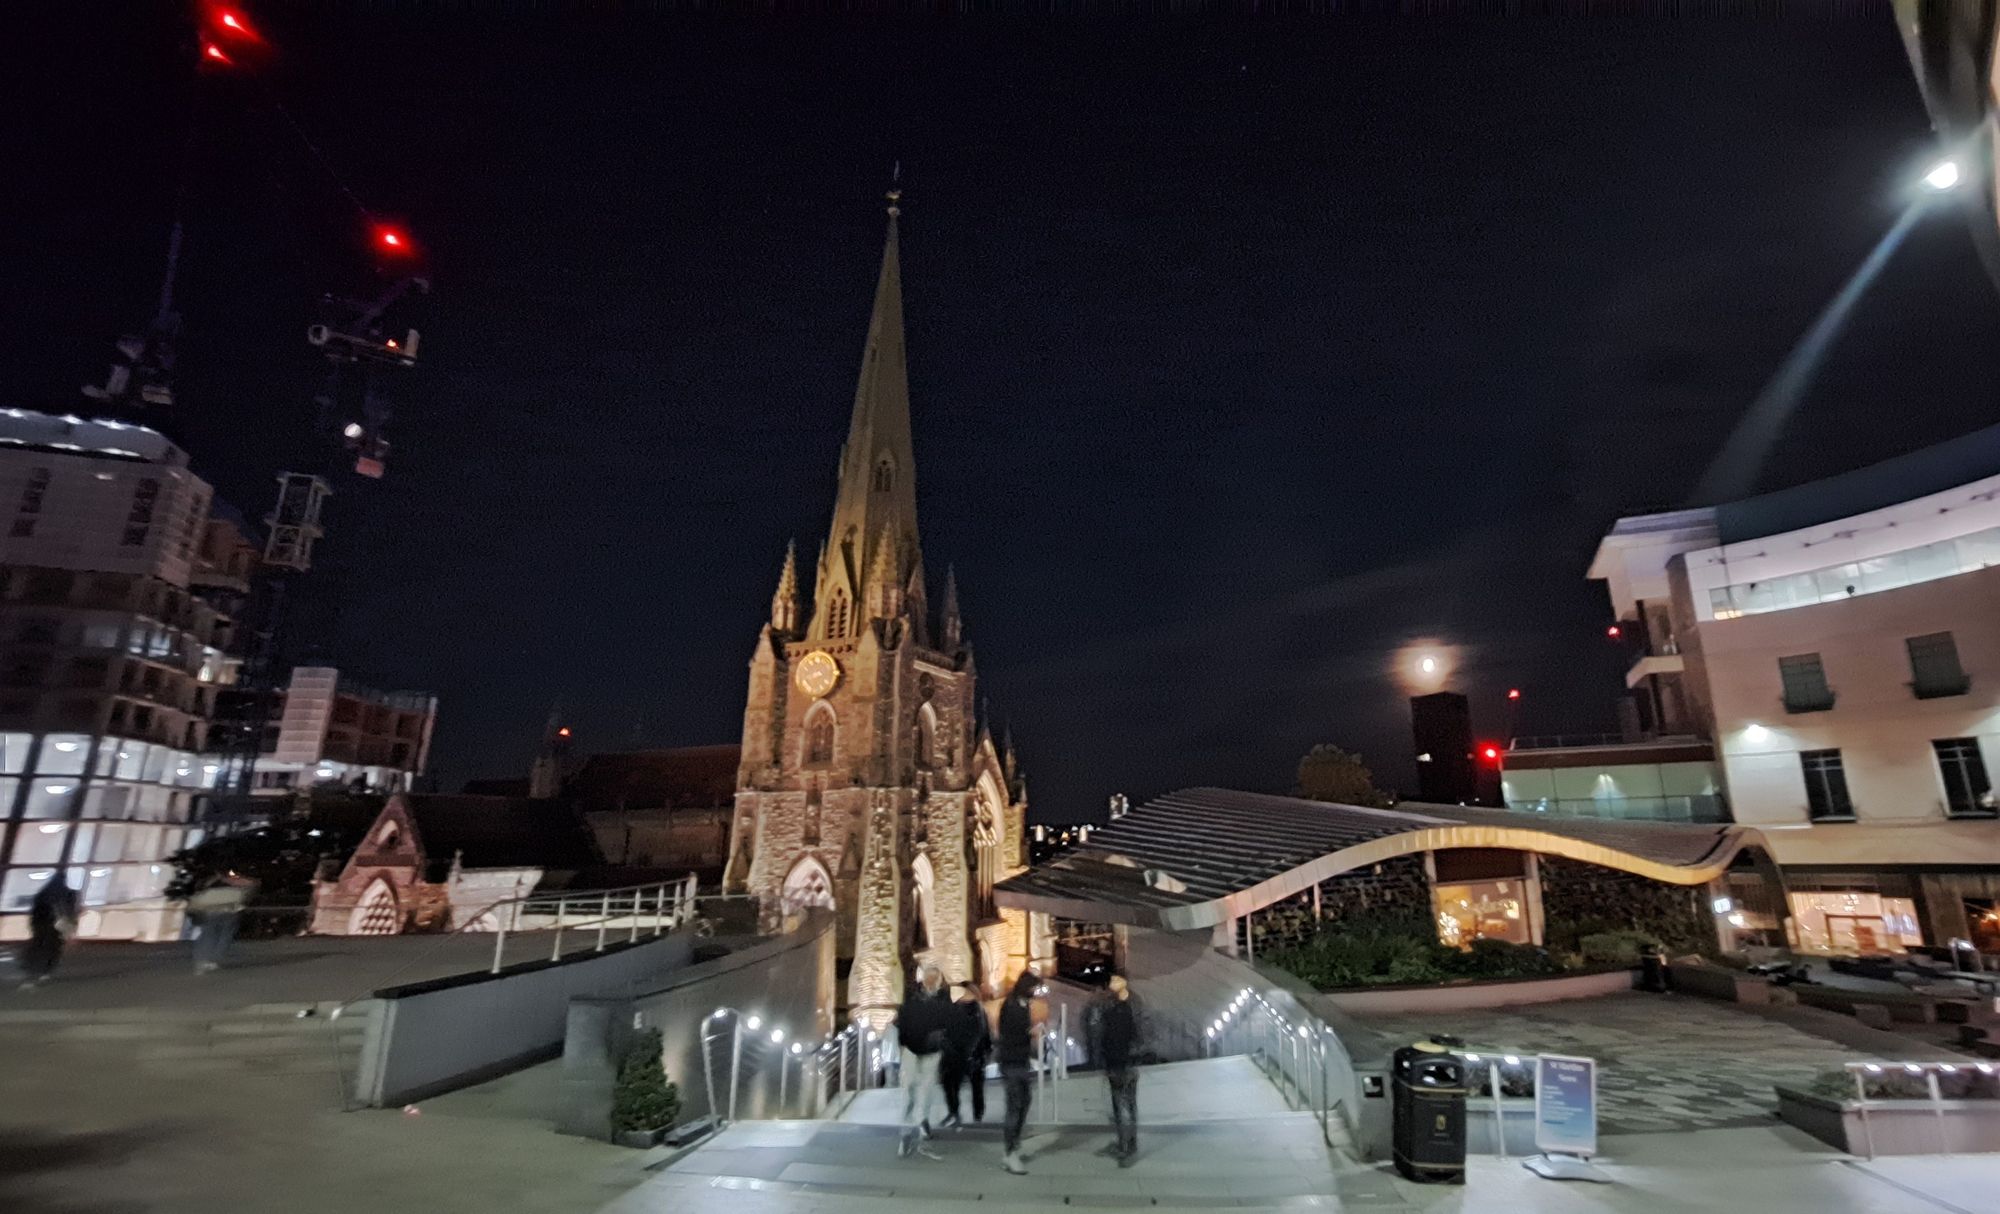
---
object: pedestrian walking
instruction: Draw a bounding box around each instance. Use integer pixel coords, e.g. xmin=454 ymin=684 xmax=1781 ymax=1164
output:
xmin=187 ymin=871 xmax=257 ymax=974
xmin=939 ymin=986 xmax=991 ymax=1127
xmin=894 ymin=963 xmax=951 ymax=1158
xmin=997 ymin=969 xmax=1041 ymax=1175
xmin=1090 ymin=974 xmax=1140 ymax=1166
xmin=18 ymin=874 xmax=80 ymax=989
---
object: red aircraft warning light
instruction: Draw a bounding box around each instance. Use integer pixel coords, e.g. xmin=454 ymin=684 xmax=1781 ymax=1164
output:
xmin=202 ymin=43 xmax=231 ymax=64
xmin=375 ymin=226 xmax=411 ymax=253
xmin=1479 ymin=743 xmax=1502 ymax=763
xmin=1507 ymin=688 xmax=1521 ymax=701
xmin=556 ymin=726 xmax=572 ymax=739
xmin=1606 ymin=624 xmax=1622 ymax=639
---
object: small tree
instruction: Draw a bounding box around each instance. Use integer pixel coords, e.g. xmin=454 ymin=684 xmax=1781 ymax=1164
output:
xmin=610 ymin=1028 xmax=679 ymax=1135
xmin=1295 ymin=744 xmax=1391 ymax=808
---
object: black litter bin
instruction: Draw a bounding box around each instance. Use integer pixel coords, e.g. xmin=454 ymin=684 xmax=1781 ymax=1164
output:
xmin=1391 ymin=1043 xmax=1466 ymax=1184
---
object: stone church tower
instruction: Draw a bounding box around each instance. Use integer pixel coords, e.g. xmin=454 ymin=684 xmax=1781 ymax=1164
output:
xmin=724 ymin=196 xmax=1029 ymax=1025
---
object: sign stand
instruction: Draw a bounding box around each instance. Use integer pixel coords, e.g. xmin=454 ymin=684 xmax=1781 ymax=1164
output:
xmin=1524 ymin=1053 xmax=1611 ymax=1184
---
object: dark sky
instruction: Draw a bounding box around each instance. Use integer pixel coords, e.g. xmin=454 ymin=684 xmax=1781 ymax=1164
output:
xmin=7 ymin=7 xmax=2000 ymax=820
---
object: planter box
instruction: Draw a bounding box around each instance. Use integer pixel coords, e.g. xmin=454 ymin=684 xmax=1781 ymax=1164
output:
xmin=613 ymin=1127 xmax=665 ymax=1149
xmin=1669 ymin=961 xmax=1769 ymax=1004
xmin=1775 ymin=1084 xmax=2000 ymax=1155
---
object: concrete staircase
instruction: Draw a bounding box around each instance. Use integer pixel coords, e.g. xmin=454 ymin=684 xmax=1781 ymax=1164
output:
xmin=0 ymin=999 xmax=376 ymax=1079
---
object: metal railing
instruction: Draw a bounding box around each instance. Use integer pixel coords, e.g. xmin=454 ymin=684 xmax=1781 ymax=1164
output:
xmin=699 ymin=1013 xmax=908 ymax=1124
xmin=1844 ymin=1058 xmax=2000 ymax=1158
xmin=485 ymin=873 xmax=700 ymax=973
xmin=1201 ymin=986 xmax=1355 ymax=1150
xmin=1500 ymin=795 xmax=1728 ymax=823
xmin=1507 ymin=732 xmax=1702 ymax=751
xmin=696 ymin=1004 xmax=1073 ymax=1126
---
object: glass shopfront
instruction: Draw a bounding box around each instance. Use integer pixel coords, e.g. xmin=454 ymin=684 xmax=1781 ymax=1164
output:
xmin=1788 ymin=889 xmax=1925 ymax=954
xmin=1434 ymin=878 xmax=1533 ymax=947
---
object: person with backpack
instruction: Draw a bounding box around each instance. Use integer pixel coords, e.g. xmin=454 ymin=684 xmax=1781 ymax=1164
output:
xmin=939 ymin=986 xmax=992 ymax=1127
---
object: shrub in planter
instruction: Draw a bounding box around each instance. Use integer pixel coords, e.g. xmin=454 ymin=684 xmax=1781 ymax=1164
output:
xmin=1578 ymin=930 xmax=1658 ymax=966
xmin=611 ymin=1027 xmax=680 ymax=1144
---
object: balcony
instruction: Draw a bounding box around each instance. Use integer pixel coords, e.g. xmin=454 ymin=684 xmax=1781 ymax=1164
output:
xmin=1912 ymin=675 xmax=1972 ymax=701
xmin=1625 ymin=652 xmax=1685 ymax=689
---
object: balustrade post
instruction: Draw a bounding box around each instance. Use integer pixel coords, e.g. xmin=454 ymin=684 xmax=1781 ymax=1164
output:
xmin=550 ymin=899 xmax=566 ymax=961
xmin=596 ymin=891 xmax=610 ymax=950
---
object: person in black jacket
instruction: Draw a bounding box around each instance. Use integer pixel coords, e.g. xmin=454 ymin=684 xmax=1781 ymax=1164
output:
xmin=894 ymin=963 xmax=951 ymax=1158
xmin=997 ymin=969 xmax=1041 ymax=1174
xmin=939 ymin=987 xmax=992 ymax=1127
xmin=19 ymin=875 xmax=79 ymax=988
xmin=1091 ymin=975 xmax=1140 ymax=1165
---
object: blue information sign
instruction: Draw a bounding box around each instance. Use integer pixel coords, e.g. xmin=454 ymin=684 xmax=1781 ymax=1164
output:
xmin=1533 ymin=1053 xmax=1598 ymax=1158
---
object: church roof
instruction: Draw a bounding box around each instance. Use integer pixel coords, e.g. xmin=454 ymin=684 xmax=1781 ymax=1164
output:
xmin=562 ymin=745 xmax=740 ymax=813
xmin=399 ymin=794 xmax=601 ymax=873
xmin=995 ymin=786 xmax=1766 ymax=930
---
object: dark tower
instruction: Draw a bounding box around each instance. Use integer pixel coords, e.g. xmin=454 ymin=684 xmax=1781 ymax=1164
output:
xmin=1411 ymin=692 xmax=1475 ymax=804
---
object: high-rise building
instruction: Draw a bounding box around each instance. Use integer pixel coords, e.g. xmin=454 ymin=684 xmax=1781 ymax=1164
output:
xmin=245 ymin=666 xmax=435 ymax=795
xmin=1410 ymin=691 xmax=1476 ymax=805
xmin=0 ymin=410 xmax=239 ymax=940
xmin=724 ymin=200 xmax=1030 ymax=1022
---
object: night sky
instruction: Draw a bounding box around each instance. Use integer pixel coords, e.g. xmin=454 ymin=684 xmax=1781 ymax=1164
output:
xmin=8 ymin=8 xmax=2000 ymax=820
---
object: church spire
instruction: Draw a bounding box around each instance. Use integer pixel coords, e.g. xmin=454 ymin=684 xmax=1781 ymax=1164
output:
xmin=770 ymin=540 xmax=799 ymax=634
xmin=940 ymin=564 xmax=962 ymax=650
xmin=812 ymin=185 xmax=921 ymax=638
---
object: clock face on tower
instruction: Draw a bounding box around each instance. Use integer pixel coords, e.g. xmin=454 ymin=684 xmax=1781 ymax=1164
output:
xmin=795 ymin=650 xmax=841 ymax=699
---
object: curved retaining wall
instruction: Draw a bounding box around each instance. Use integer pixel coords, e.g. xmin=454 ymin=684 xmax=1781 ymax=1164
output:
xmin=1310 ymin=968 xmax=1636 ymax=1016
xmin=558 ymin=911 xmax=836 ymax=1138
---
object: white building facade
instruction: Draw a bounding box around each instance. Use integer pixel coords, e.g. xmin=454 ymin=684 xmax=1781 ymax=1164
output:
xmin=1591 ymin=426 xmax=2000 ymax=954
xmin=0 ymin=411 xmax=235 ymax=941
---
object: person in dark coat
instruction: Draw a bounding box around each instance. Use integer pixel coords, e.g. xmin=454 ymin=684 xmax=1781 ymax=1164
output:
xmin=939 ymin=987 xmax=992 ymax=1127
xmin=20 ymin=875 xmax=80 ymax=988
xmin=894 ymin=963 xmax=951 ymax=1158
xmin=1091 ymin=974 xmax=1141 ymax=1165
xmin=997 ymin=969 xmax=1041 ymax=1175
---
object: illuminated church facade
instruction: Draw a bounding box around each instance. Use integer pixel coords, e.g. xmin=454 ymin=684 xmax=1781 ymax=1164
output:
xmin=723 ymin=198 xmax=1029 ymax=1024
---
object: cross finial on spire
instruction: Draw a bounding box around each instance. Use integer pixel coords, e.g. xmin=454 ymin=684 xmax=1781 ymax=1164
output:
xmin=886 ymin=161 xmax=902 ymax=219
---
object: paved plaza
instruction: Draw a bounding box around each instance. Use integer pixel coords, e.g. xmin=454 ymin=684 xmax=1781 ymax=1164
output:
xmin=605 ymin=1057 xmax=1998 ymax=1214
xmin=1348 ymin=991 xmax=1919 ymax=1134
xmin=7 ymin=975 xmax=1999 ymax=1214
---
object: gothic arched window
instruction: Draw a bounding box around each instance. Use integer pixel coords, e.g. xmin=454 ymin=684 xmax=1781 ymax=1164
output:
xmin=913 ymin=703 xmax=939 ymax=770
xmin=828 ymin=592 xmax=849 ymax=639
xmin=804 ymin=706 xmax=836 ymax=767
xmin=872 ymin=457 xmax=894 ymax=493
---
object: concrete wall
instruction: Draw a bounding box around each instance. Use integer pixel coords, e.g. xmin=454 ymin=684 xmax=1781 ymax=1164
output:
xmin=558 ymin=911 xmax=836 ymax=1139
xmin=352 ymin=929 xmax=695 ymax=1108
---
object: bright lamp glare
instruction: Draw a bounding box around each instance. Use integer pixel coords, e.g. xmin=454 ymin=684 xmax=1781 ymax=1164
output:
xmin=1925 ymin=159 xmax=1962 ymax=191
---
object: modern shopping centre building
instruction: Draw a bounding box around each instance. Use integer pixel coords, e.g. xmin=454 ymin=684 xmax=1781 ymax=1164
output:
xmin=1579 ymin=422 xmax=2000 ymax=955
